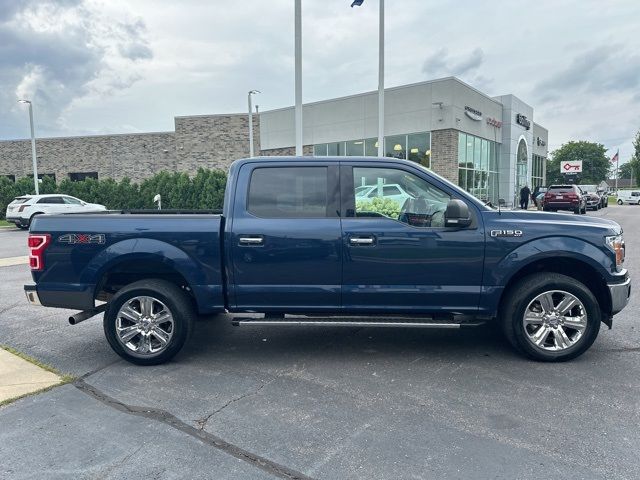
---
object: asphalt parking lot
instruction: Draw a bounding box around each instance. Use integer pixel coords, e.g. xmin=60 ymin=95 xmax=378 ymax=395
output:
xmin=1 ymin=207 xmax=639 ymax=480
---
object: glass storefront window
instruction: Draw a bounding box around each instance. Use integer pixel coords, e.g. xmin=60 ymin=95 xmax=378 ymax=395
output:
xmin=365 ymin=138 xmax=378 ymax=156
xmin=346 ymin=140 xmax=364 ymax=156
xmin=458 ymin=133 xmax=467 ymax=167
xmin=314 ymin=144 xmax=328 ymax=156
xmin=457 ymin=132 xmax=500 ymax=204
xmin=480 ymin=139 xmax=488 ymax=171
xmin=313 ymin=132 xmax=430 ymax=164
xmin=327 ymin=142 xmax=342 ymax=156
xmin=407 ymin=132 xmax=430 ymax=168
xmin=385 ymin=135 xmax=406 ymax=159
xmin=465 ymin=136 xmax=474 ymax=170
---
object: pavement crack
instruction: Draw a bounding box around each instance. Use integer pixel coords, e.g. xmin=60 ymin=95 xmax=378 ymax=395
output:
xmin=0 ymin=301 xmax=21 ymax=316
xmin=73 ymin=379 xmax=313 ymax=480
xmin=195 ymin=379 xmax=274 ymax=431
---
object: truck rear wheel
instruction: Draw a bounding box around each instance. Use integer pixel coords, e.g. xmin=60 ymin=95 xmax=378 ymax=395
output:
xmin=103 ymin=279 xmax=195 ymax=365
xmin=500 ymin=273 xmax=601 ymax=362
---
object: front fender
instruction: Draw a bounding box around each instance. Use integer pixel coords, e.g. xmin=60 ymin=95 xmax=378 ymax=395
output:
xmin=486 ymin=236 xmax=615 ymax=287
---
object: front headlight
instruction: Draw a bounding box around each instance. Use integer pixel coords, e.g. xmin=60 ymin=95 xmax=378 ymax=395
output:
xmin=606 ymin=234 xmax=625 ymax=267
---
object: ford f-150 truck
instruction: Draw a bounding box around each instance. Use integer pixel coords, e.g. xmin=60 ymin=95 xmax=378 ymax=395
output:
xmin=24 ymin=157 xmax=631 ymax=365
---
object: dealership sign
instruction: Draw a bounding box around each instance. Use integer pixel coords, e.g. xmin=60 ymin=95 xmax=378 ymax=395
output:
xmin=560 ymin=160 xmax=583 ymax=173
xmin=516 ymin=113 xmax=531 ymax=130
xmin=464 ymin=106 xmax=482 ymax=121
xmin=536 ymin=136 xmax=546 ymax=147
xmin=486 ymin=117 xmax=502 ymax=128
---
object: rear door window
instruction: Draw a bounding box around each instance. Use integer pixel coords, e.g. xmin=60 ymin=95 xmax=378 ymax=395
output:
xmin=248 ymin=167 xmax=329 ymax=218
xmin=37 ymin=196 xmax=64 ymax=204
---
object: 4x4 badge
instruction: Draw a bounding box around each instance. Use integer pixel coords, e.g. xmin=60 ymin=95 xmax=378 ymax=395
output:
xmin=58 ymin=234 xmax=105 ymax=244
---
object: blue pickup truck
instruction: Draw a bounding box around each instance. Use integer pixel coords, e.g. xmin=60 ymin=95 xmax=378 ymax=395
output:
xmin=24 ymin=157 xmax=630 ymax=365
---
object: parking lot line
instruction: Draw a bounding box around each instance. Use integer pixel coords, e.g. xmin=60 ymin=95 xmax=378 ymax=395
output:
xmin=0 ymin=348 xmax=63 ymax=403
xmin=0 ymin=256 xmax=28 ymax=267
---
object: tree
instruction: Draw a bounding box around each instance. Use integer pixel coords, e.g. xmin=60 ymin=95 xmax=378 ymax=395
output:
xmin=629 ymin=130 xmax=640 ymax=185
xmin=547 ymin=141 xmax=611 ymax=185
xmin=618 ymin=161 xmax=635 ymax=180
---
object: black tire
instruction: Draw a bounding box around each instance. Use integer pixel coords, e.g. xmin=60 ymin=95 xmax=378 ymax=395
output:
xmin=103 ymin=279 xmax=196 ymax=365
xmin=543 ymin=206 xmax=549 ymax=212
xmin=500 ymin=273 xmax=601 ymax=362
xmin=573 ymin=206 xmax=580 ymax=214
xmin=617 ymin=199 xmax=623 ymax=205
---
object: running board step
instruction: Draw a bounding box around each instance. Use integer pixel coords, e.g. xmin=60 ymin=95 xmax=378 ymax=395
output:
xmin=232 ymin=316 xmax=486 ymax=329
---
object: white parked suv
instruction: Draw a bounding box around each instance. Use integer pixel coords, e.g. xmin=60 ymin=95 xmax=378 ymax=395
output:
xmin=5 ymin=194 xmax=106 ymax=229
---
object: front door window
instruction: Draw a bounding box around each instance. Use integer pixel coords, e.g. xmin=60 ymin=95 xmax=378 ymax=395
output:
xmin=353 ymin=167 xmax=450 ymax=228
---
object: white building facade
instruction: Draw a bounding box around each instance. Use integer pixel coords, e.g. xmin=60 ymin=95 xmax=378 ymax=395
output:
xmin=259 ymin=77 xmax=548 ymax=206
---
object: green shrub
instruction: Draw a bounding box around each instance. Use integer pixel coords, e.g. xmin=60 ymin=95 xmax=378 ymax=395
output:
xmin=0 ymin=169 xmax=228 ymax=219
xmin=356 ymin=197 xmax=401 ymax=218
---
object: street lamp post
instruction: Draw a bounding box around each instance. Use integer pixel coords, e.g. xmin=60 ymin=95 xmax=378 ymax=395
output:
xmin=248 ymin=90 xmax=260 ymax=157
xmin=18 ymin=99 xmax=39 ymax=194
xmin=351 ymin=0 xmax=385 ymax=157
xmin=377 ymin=0 xmax=384 ymax=157
xmin=294 ymin=0 xmax=303 ymax=156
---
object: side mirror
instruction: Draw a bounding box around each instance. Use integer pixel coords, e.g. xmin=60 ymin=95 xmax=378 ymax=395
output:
xmin=444 ymin=199 xmax=472 ymax=227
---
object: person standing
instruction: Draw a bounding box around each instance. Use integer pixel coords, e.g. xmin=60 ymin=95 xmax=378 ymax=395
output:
xmin=519 ymin=185 xmax=531 ymax=210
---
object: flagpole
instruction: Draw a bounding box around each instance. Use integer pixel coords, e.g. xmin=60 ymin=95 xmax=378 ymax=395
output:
xmin=615 ymin=149 xmax=619 ymax=192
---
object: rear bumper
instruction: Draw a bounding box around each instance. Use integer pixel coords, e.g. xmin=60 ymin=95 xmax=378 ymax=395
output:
xmin=5 ymin=216 xmax=26 ymax=226
xmin=24 ymin=285 xmax=41 ymax=306
xmin=608 ymin=277 xmax=631 ymax=315
xmin=24 ymin=283 xmax=95 ymax=310
xmin=545 ymin=201 xmax=579 ymax=210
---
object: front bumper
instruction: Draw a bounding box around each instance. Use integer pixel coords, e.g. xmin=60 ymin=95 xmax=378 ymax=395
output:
xmin=608 ymin=276 xmax=631 ymax=315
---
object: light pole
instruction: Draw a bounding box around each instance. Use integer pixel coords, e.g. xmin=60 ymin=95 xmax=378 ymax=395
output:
xmin=248 ymin=90 xmax=260 ymax=157
xmin=294 ymin=0 xmax=303 ymax=156
xmin=18 ymin=99 xmax=39 ymax=194
xmin=351 ymin=0 xmax=385 ymax=157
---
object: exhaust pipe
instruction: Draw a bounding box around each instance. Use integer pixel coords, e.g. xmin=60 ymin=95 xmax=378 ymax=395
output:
xmin=69 ymin=304 xmax=107 ymax=325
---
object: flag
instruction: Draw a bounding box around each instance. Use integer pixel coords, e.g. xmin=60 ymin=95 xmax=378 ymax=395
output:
xmin=351 ymin=0 xmax=364 ymax=6
xmin=611 ymin=151 xmax=619 ymax=163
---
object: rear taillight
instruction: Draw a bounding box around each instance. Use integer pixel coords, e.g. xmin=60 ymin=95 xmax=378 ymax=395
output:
xmin=28 ymin=234 xmax=51 ymax=271
xmin=18 ymin=204 xmax=29 ymax=212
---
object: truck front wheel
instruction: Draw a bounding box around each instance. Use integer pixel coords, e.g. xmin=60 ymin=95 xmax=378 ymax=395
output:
xmin=103 ymin=279 xmax=195 ymax=365
xmin=500 ymin=273 xmax=601 ymax=361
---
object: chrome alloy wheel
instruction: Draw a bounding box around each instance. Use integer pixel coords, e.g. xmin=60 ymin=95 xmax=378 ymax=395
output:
xmin=522 ymin=290 xmax=587 ymax=351
xmin=115 ymin=296 xmax=174 ymax=356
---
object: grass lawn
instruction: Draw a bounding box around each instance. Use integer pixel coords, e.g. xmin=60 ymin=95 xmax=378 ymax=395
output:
xmin=0 ymin=220 xmax=13 ymax=227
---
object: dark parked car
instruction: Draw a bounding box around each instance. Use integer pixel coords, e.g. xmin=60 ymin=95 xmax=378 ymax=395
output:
xmin=543 ymin=185 xmax=587 ymax=214
xmin=585 ymin=192 xmax=603 ymax=210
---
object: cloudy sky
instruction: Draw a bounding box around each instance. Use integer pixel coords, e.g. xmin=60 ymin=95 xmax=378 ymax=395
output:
xmin=1 ymin=0 xmax=639 ymax=162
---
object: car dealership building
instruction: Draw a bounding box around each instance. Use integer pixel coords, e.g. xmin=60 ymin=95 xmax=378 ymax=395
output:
xmin=0 ymin=76 xmax=547 ymax=206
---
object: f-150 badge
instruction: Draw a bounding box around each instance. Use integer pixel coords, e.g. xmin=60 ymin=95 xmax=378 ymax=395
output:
xmin=58 ymin=233 xmax=106 ymax=244
xmin=490 ymin=230 xmax=523 ymax=237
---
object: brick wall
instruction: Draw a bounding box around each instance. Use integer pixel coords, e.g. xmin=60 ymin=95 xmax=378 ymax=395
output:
xmin=431 ymin=129 xmax=459 ymax=184
xmin=0 ymin=113 xmax=258 ymax=183
xmin=0 ymin=133 xmax=176 ymax=182
xmin=260 ymin=145 xmax=313 ymax=156
xmin=175 ymin=114 xmax=259 ymax=172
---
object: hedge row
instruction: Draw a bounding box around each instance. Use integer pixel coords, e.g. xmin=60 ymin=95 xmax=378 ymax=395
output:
xmin=0 ymin=168 xmax=227 ymax=219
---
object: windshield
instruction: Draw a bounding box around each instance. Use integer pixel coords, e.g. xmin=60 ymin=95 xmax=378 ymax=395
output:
xmin=9 ymin=197 xmax=29 ymax=205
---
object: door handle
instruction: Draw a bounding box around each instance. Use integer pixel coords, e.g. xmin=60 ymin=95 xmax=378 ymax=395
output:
xmin=349 ymin=236 xmax=375 ymax=246
xmin=238 ymin=236 xmax=264 ymax=246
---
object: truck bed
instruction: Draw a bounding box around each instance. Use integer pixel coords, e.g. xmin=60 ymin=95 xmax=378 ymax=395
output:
xmin=29 ymin=213 xmax=225 ymax=313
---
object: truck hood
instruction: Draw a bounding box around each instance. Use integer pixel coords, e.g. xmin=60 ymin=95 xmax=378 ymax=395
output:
xmin=482 ymin=209 xmax=622 ymax=236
